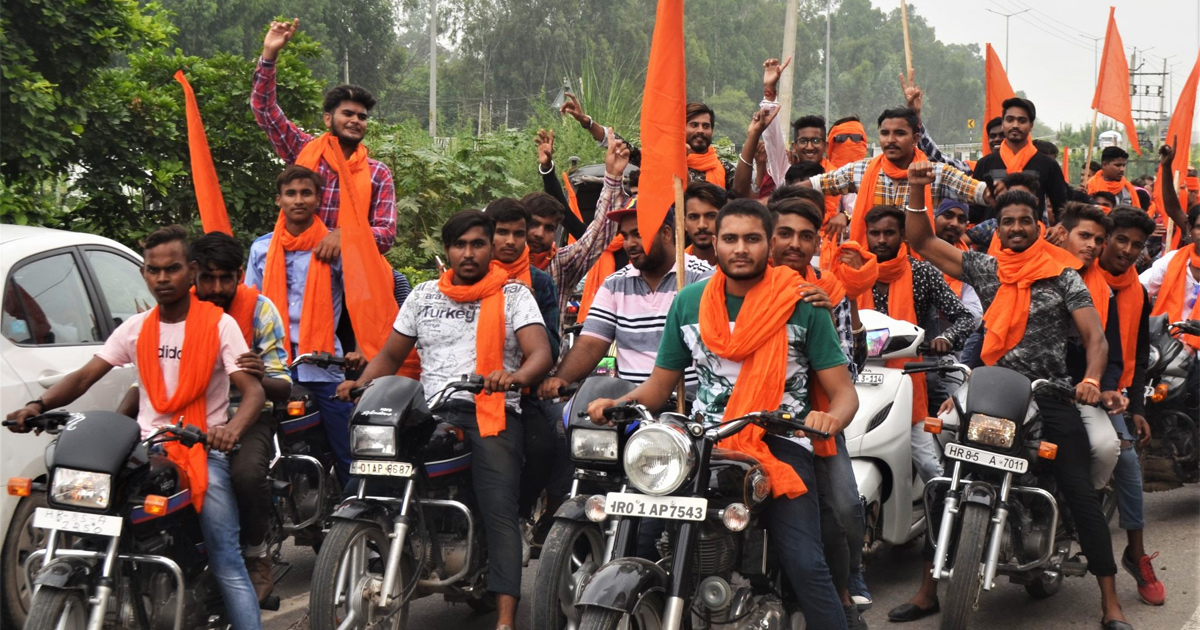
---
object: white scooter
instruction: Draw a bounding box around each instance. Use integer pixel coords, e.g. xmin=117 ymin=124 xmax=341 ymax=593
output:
xmin=845 ymin=310 xmax=935 ymax=554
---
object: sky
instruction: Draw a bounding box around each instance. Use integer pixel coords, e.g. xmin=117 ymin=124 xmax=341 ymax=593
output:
xmin=868 ymin=0 xmax=1200 ymax=134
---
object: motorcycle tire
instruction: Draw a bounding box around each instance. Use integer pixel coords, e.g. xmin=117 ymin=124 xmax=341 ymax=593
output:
xmin=577 ymin=592 xmax=666 ymax=630
xmin=1 ymin=492 xmax=48 ymax=629
xmin=1024 ymin=569 xmax=1064 ymax=599
xmin=23 ymin=586 xmax=88 ymax=630
xmin=940 ymin=502 xmax=991 ymax=630
xmin=310 ymin=520 xmax=409 ymax=630
xmin=531 ymin=518 xmax=607 ymax=630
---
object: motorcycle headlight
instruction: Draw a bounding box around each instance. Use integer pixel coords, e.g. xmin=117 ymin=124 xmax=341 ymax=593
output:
xmin=570 ymin=428 xmax=619 ymax=462
xmin=967 ymin=414 xmax=1017 ymax=449
xmin=351 ymin=425 xmax=396 ymax=457
xmin=623 ymin=423 xmax=694 ymax=495
xmin=51 ymin=468 xmax=112 ymax=510
xmin=1147 ymin=345 xmax=1161 ymax=370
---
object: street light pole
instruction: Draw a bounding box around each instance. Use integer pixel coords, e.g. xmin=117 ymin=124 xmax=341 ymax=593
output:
xmin=429 ymin=0 xmax=437 ymax=138
xmin=1079 ymin=34 xmax=1102 ymax=95
xmin=824 ymin=0 xmax=832 ymax=122
xmin=985 ymin=8 xmax=1029 ymax=69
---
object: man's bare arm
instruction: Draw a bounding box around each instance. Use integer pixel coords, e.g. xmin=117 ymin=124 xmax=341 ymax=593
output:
xmin=906 ymin=161 xmax=965 ymax=279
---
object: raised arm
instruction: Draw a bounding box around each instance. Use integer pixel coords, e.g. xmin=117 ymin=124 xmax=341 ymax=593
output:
xmin=560 ymin=92 xmax=608 ymax=143
xmin=551 ymin=133 xmax=628 ymax=292
xmin=905 ymin=161 xmax=965 ymax=279
xmin=1158 ymin=141 xmax=1189 ymax=233
xmin=535 ymin=129 xmax=585 ymax=239
xmin=733 ymin=106 xmax=779 ymax=199
xmin=252 ymin=19 xmax=313 ymax=162
xmin=902 ymin=70 xmax=973 ymax=175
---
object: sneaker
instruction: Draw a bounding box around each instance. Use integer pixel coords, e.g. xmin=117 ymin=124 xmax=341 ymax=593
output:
xmin=1122 ymin=549 xmax=1165 ymax=605
xmin=245 ymin=554 xmax=274 ymax=603
xmin=844 ymin=604 xmax=869 ymax=630
xmin=848 ymin=569 xmax=872 ymax=611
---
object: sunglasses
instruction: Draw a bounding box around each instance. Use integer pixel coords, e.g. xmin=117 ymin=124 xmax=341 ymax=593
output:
xmin=832 ymin=133 xmax=864 ymax=143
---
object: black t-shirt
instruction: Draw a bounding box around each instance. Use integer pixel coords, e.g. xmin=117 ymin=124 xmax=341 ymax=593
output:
xmin=974 ymin=151 xmax=1069 ymax=221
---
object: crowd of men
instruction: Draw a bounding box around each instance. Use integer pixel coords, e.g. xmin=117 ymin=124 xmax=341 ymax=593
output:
xmin=7 ymin=19 xmax=1200 ymax=630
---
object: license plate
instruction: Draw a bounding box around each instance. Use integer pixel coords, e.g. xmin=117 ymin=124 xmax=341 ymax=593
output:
xmin=33 ymin=507 xmax=122 ymax=536
xmin=604 ymin=492 xmax=708 ymax=521
xmin=1144 ymin=385 xmax=1154 ymax=400
xmin=856 ymin=372 xmax=885 ymax=385
xmin=944 ymin=443 xmax=1028 ymax=474
xmin=350 ymin=461 xmax=415 ymax=477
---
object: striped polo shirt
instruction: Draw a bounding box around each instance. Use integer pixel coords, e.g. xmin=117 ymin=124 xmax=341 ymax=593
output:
xmin=581 ymin=255 xmax=713 ymax=386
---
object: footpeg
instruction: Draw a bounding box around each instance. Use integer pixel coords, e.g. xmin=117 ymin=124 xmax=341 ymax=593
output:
xmin=260 ymin=594 xmax=281 ymax=611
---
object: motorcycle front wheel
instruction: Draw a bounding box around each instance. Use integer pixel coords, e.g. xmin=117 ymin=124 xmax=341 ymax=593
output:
xmin=531 ymin=518 xmax=607 ymax=630
xmin=577 ymin=592 xmax=665 ymax=630
xmin=310 ymin=520 xmax=410 ymax=630
xmin=23 ymin=586 xmax=88 ymax=630
xmin=940 ymin=502 xmax=991 ymax=630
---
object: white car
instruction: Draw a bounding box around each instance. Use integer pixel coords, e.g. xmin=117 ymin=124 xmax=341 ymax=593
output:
xmin=0 ymin=225 xmax=153 ymax=628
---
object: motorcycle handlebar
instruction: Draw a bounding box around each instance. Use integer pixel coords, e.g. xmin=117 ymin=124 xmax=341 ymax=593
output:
xmin=2 ymin=411 xmax=72 ymax=434
xmin=1170 ymin=320 xmax=1200 ymax=336
xmin=289 ymin=351 xmax=347 ymax=370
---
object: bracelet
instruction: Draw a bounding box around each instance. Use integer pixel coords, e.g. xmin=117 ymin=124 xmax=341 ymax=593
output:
xmin=738 ymin=154 xmax=754 ymax=167
xmin=25 ymin=399 xmax=44 ymax=413
xmin=583 ymin=115 xmax=594 ymax=130
xmin=1081 ymin=378 xmax=1101 ymax=389
xmin=905 ymin=205 xmax=928 ymax=213
xmin=764 ymin=90 xmax=777 ymax=100
xmin=537 ymin=161 xmax=554 ymax=175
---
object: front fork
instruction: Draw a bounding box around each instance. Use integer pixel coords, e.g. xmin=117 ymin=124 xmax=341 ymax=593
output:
xmin=376 ymin=479 xmax=416 ymax=609
xmin=33 ymin=531 xmax=122 ymax=630
xmin=930 ymin=463 xmax=1014 ymax=592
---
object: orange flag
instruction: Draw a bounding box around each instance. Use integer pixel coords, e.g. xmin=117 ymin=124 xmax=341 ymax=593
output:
xmin=983 ymin=44 xmax=1016 ymax=156
xmin=1062 ymin=146 xmax=1070 ymax=181
xmin=1154 ymin=49 xmax=1200 ymax=251
xmin=1091 ymin=7 xmax=1141 ymax=156
xmin=174 ymin=71 xmax=232 ymax=235
xmin=636 ymin=0 xmax=688 ymax=245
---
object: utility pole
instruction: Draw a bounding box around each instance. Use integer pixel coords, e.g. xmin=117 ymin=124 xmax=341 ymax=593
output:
xmin=778 ymin=0 xmax=799 ymax=128
xmin=824 ymin=0 xmax=832 ymax=122
xmin=985 ymin=7 xmax=1028 ymax=69
xmin=429 ymin=0 xmax=437 ymax=138
xmin=1080 ymin=34 xmax=1102 ymax=95
xmin=343 ymin=48 xmax=350 ymax=83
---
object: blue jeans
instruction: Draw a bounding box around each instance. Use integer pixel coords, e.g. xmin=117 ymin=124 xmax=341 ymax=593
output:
xmin=764 ymin=435 xmax=848 ymax=630
xmin=814 ymin=433 xmax=865 ymax=594
xmin=200 ymin=451 xmax=262 ymax=630
xmin=1109 ymin=413 xmax=1145 ymax=531
xmin=301 ymin=380 xmax=354 ymax=485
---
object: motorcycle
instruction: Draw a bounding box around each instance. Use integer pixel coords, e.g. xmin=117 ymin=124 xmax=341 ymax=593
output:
xmin=914 ymin=363 xmax=1095 ymax=630
xmin=572 ymin=401 xmax=827 ymax=630
xmin=846 ymin=309 xmax=934 ymax=554
xmin=307 ymin=374 xmax=520 ymax=630
xmin=4 ymin=412 xmax=240 ymax=630
xmin=531 ymin=376 xmax=637 ymax=630
xmin=1141 ymin=318 xmax=1200 ymax=488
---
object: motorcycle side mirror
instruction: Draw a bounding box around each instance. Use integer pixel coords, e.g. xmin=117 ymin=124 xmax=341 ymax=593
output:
xmin=865 ymin=329 xmax=890 ymax=358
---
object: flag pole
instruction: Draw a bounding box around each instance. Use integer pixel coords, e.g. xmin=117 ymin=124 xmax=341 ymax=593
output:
xmin=673 ymin=174 xmax=687 ymax=414
xmin=900 ymin=0 xmax=914 ymax=77
xmin=1085 ymin=109 xmax=1099 ymax=174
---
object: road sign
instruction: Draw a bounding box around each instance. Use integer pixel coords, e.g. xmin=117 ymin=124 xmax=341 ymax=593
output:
xmin=967 ymin=119 xmax=976 ymax=129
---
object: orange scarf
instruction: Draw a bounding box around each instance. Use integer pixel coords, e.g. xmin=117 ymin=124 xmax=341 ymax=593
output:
xmin=699 ymin=265 xmax=824 ymax=498
xmin=687 ymin=147 xmax=727 ymax=188
xmin=1150 ymin=248 xmax=1200 ymax=349
xmin=1097 ymin=264 xmax=1145 ymax=388
xmin=826 ymin=240 xmax=880 ymax=299
xmin=136 ymin=296 xmax=222 ymax=511
xmin=849 ymin=151 xmax=935 ymax=246
xmin=437 ymin=263 xmax=511 ymax=437
xmin=498 ymin=247 xmax=533 ymax=286
xmin=981 ymin=238 xmax=1081 ymax=365
xmin=262 ymin=214 xmax=337 ymax=361
xmin=529 ymin=246 xmax=556 ymax=271
xmin=295 ymin=133 xmax=397 ymax=359
xmin=820 ymin=158 xmax=842 ymax=223
xmin=998 ymin=140 xmax=1038 ymax=174
xmin=856 ymin=247 xmax=927 ymax=424
xmin=1087 ymin=173 xmax=1138 ymax=205
xmin=578 ymin=236 xmax=624 ymax=322
xmin=943 ymin=240 xmax=971 ymax=297
xmin=826 ymin=121 xmax=868 ymax=168
xmin=226 ymin=285 xmax=259 ymax=347
xmin=798 ymin=265 xmax=847 ymax=307
xmin=1080 ymin=263 xmax=1113 ymax=332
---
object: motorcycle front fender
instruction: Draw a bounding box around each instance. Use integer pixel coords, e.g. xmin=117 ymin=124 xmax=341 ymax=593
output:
xmin=33 ymin=556 xmax=95 ymax=589
xmin=961 ymin=481 xmax=997 ymax=508
xmin=577 ymin=557 xmax=668 ymax=614
xmin=553 ymin=494 xmax=592 ymax=522
xmin=329 ymin=498 xmax=393 ymax=529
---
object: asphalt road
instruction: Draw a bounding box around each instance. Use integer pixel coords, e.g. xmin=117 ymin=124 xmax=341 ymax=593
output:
xmin=264 ymin=483 xmax=1200 ymax=630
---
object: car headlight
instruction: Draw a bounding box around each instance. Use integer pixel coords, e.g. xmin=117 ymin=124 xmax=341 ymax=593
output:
xmin=351 ymin=425 xmax=396 ymax=457
xmin=623 ymin=423 xmax=694 ymax=495
xmin=570 ymin=428 xmax=619 ymax=462
xmin=967 ymin=414 xmax=1017 ymax=449
xmin=51 ymin=468 xmax=112 ymax=510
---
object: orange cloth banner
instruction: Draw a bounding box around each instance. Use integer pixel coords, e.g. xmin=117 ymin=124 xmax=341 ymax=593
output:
xmin=175 ymin=71 xmax=232 ymax=235
xmin=636 ymin=0 xmax=688 ymax=246
xmin=983 ymin=44 xmax=1016 ymax=156
xmin=1091 ymin=7 xmax=1141 ymax=155
xmin=1154 ymin=49 xmax=1200 ymax=251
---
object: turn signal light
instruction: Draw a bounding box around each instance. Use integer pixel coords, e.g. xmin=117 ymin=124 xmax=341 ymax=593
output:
xmin=143 ymin=495 xmax=169 ymax=516
xmin=924 ymin=418 xmax=943 ymax=434
xmin=1150 ymin=383 xmax=1169 ymax=403
xmin=7 ymin=477 xmax=32 ymax=497
xmin=287 ymin=401 xmax=306 ymax=416
xmin=1038 ymin=441 xmax=1058 ymax=460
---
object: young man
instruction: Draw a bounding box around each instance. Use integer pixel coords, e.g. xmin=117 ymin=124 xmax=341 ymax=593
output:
xmin=683 ymin=181 xmax=726 ymax=266
xmin=809 ymin=107 xmax=989 ymax=248
xmin=858 ymin=204 xmax=977 ymax=485
xmin=338 ymin=210 xmax=553 ymax=630
xmin=588 ymin=199 xmax=858 ymax=630
xmin=973 ymin=98 xmax=1069 ymax=219
xmin=768 ymin=197 xmax=868 ymax=628
xmin=1082 ymin=160 xmax=1103 ymax=187
xmin=1097 ymin=207 xmax=1166 ymax=606
xmin=1141 ymin=203 xmax=1200 ymax=420
xmin=1087 ymin=147 xmax=1144 ymax=209
xmin=903 ymin=162 xmax=1132 ymax=629
xmin=245 ymin=166 xmax=353 ymax=484
xmin=985 ymin=117 xmax=1005 ymax=154
xmin=932 ymin=200 xmax=984 ymax=318
xmin=7 ymin=226 xmax=267 ymax=630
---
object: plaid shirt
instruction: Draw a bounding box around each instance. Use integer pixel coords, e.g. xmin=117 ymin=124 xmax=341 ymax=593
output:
xmin=548 ymin=176 xmax=623 ymax=327
xmin=813 ymin=158 xmax=986 ymax=212
xmin=251 ymin=59 xmax=396 ymax=252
